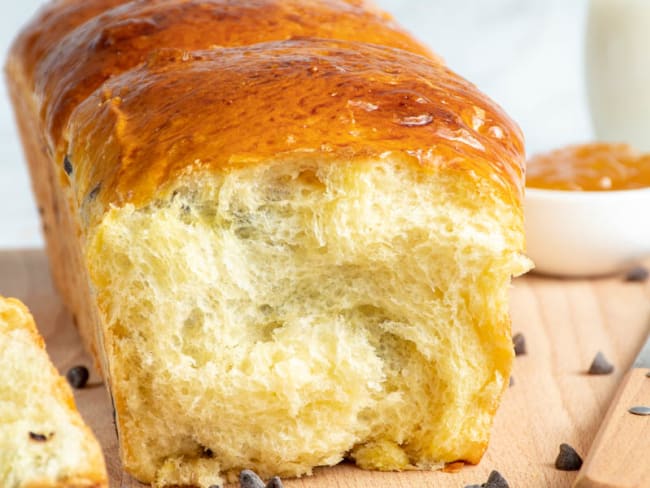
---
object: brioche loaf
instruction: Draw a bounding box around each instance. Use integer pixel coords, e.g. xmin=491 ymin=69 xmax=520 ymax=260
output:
xmin=0 ymin=296 xmax=107 ymax=488
xmin=6 ymin=1 xmax=532 ymax=486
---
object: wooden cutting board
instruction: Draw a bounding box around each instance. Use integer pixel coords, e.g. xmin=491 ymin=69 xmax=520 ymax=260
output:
xmin=1 ymin=249 xmax=649 ymax=487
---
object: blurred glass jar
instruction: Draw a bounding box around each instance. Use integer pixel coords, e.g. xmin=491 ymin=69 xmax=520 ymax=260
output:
xmin=586 ymin=0 xmax=650 ymax=152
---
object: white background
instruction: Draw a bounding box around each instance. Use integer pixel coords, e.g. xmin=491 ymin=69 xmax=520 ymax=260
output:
xmin=0 ymin=0 xmax=591 ymax=248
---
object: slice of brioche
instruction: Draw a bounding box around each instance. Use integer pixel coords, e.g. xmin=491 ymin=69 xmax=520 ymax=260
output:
xmin=0 ymin=296 xmax=107 ymax=488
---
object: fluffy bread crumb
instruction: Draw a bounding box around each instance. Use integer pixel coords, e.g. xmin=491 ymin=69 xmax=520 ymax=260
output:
xmin=351 ymin=439 xmax=415 ymax=471
xmin=0 ymin=297 xmax=107 ymax=488
xmin=86 ymin=157 xmax=530 ymax=485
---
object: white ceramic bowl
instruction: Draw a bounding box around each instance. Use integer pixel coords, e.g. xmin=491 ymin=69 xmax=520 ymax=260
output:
xmin=525 ymin=187 xmax=650 ymax=277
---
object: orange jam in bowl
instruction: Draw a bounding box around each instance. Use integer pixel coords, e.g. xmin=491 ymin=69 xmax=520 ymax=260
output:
xmin=526 ymin=143 xmax=650 ymax=191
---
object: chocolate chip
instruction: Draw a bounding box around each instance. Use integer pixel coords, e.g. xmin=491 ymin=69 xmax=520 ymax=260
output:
xmin=624 ymin=266 xmax=649 ymax=282
xmin=555 ymin=443 xmax=583 ymax=471
xmin=265 ymin=477 xmax=284 ymax=488
xmin=240 ymin=470 xmax=264 ymax=488
xmin=628 ymin=406 xmax=650 ymax=416
xmin=87 ymin=184 xmax=101 ymax=201
xmin=201 ymin=446 xmax=214 ymax=458
xmin=484 ymin=470 xmax=509 ymax=488
xmin=512 ymin=332 xmax=526 ymax=356
xmin=509 ymin=376 xmax=514 ymax=387
xmin=464 ymin=470 xmax=509 ymax=488
xmin=588 ymin=351 xmax=614 ymax=375
xmin=29 ymin=432 xmax=51 ymax=442
xmin=208 ymin=485 xmax=220 ymax=488
xmin=63 ymin=155 xmax=73 ymax=176
xmin=66 ymin=365 xmax=90 ymax=389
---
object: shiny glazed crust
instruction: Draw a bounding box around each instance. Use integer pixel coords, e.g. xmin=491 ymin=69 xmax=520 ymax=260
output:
xmin=13 ymin=0 xmax=436 ymax=154
xmin=67 ymin=39 xmax=524 ymax=216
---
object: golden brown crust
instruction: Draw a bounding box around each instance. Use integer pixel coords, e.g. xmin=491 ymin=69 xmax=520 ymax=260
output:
xmin=0 ymin=297 xmax=45 ymax=348
xmin=12 ymin=0 xmax=435 ymax=154
xmin=9 ymin=0 xmax=127 ymax=85
xmin=66 ymin=40 xmax=524 ymax=213
xmin=4 ymin=63 xmax=105 ymax=374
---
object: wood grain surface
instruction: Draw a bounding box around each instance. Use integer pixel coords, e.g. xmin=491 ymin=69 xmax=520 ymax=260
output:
xmin=574 ymin=367 xmax=650 ymax=488
xmin=1 ymin=249 xmax=649 ymax=488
